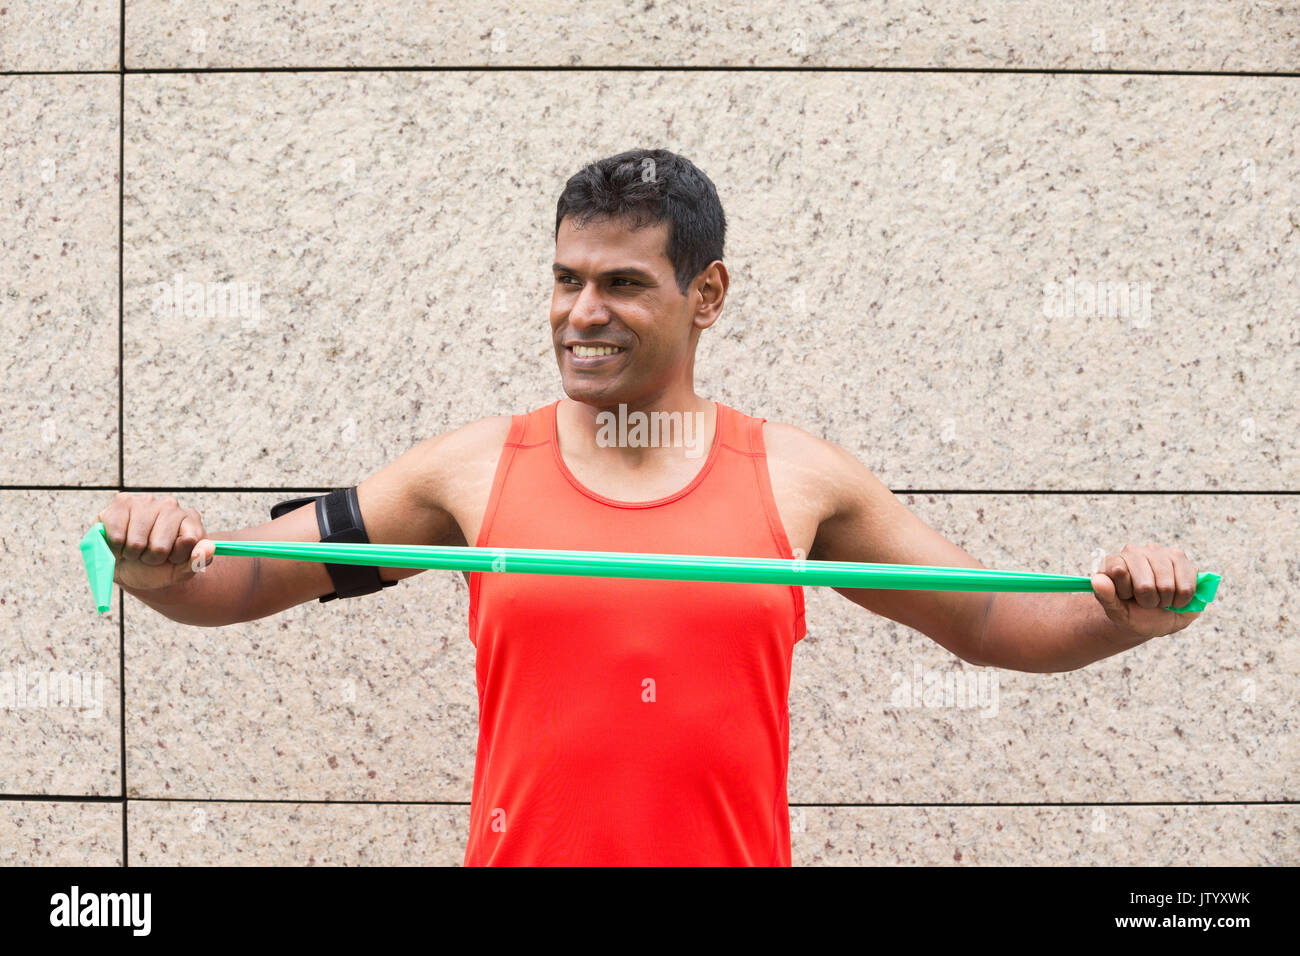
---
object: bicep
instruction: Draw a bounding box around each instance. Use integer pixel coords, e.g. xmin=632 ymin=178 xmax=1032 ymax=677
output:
xmin=353 ymin=434 xmax=465 ymax=559
xmin=239 ymin=436 xmax=463 ymax=621
xmin=809 ymin=443 xmax=991 ymax=663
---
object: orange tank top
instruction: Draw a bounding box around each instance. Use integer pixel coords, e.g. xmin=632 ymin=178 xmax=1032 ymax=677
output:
xmin=464 ymin=399 xmax=806 ymax=865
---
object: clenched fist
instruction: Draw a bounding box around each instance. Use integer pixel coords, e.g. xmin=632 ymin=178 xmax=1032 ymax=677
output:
xmin=95 ymin=492 xmax=216 ymax=591
xmin=1090 ymin=542 xmax=1204 ymax=639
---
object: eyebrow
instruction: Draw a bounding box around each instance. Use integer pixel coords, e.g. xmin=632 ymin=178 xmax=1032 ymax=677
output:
xmin=552 ymin=262 xmax=657 ymax=282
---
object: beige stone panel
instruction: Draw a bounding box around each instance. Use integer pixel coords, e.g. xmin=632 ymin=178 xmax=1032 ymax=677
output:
xmin=0 ymin=77 xmax=119 ymax=484
xmin=124 ymin=493 xmax=477 ymax=800
xmin=124 ymin=1 xmax=1300 ymax=71
xmin=128 ymin=798 xmax=467 ymax=865
xmin=123 ymin=800 xmax=1298 ymax=865
xmin=790 ymin=493 xmax=1296 ymax=803
xmin=0 ymin=800 xmax=122 ymax=865
xmin=0 ymin=1 xmax=119 ymax=71
xmin=123 ymin=72 xmax=1297 ymax=488
xmin=792 ymin=803 xmax=1297 ymax=865
xmin=120 ymin=491 xmax=1293 ymax=809
xmin=1 ymin=492 xmax=122 ymax=796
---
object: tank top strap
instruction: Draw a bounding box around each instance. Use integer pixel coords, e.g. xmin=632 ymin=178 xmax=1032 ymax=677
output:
xmin=708 ymin=400 xmax=743 ymax=455
xmin=519 ymin=402 xmax=554 ymax=446
xmin=712 ymin=401 xmax=768 ymax=459
xmin=742 ymin=405 xmax=765 ymax=456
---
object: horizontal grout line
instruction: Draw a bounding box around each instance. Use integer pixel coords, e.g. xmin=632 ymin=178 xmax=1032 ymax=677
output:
xmin=3 ymin=66 xmax=1298 ymax=78
xmin=1 ymin=793 xmax=1294 ymax=808
xmin=790 ymin=800 xmax=1300 ymax=808
xmin=894 ymin=489 xmax=1300 ymax=495
xmin=124 ymin=66 xmax=1300 ymax=78
xmin=4 ymin=485 xmax=1296 ymax=495
xmin=139 ymin=796 xmax=467 ymax=806
xmin=0 ymin=793 xmax=123 ymax=803
xmin=0 ymin=69 xmax=120 ymax=76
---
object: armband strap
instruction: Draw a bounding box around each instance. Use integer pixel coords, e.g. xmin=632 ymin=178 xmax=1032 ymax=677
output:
xmin=269 ymin=487 xmax=397 ymax=603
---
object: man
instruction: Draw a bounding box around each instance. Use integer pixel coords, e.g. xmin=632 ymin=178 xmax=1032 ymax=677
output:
xmin=98 ymin=148 xmax=1206 ymax=866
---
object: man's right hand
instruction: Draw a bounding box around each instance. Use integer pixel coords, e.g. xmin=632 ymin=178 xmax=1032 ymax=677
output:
xmin=96 ymin=492 xmax=215 ymax=591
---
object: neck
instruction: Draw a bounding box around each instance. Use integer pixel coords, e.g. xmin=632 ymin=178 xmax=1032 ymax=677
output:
xmin=562 ymin=390 xmax=716 ymax=466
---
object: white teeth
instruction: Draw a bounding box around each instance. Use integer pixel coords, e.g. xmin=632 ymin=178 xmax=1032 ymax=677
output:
xmin=572 ymin=345 xmax=623 ymax=357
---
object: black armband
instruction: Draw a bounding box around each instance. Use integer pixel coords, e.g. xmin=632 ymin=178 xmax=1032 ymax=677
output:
xmin=270 ymin=486 xmax=398 ymax=603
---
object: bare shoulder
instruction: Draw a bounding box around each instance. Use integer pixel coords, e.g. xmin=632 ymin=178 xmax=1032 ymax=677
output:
xmin=762 ymin=420 xmax=848 ymax=470
xmin=426 ymin=414 xmax=515 ymax=464
xmin=418 ymin=414 xmax=515 ymax=495
xmin=360 ymin=414 xmax=514 ymax=549
xmin=759 ymin=421 xmax=842 ymax=547
xmin=761 ymin=418 xmax=904 ymax=545
xmin=762 ymin=419 xmax=879 ymax=504
xmin=341 ymin=415 xmax=515 ymax=562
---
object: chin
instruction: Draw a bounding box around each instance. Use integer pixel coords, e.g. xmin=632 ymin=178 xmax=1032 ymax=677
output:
xmin=560 ymin=377 xmax=625 ymax=410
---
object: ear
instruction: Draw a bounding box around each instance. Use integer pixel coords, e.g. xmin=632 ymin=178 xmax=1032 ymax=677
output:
xmin=692 ymin=261 xmax=728 ymax=331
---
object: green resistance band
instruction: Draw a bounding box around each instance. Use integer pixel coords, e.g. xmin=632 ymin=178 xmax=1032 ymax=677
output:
xmin=78 ymin=521 xmax=1221 ymax=617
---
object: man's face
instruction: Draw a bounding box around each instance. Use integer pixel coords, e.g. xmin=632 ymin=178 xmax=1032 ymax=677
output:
xmin=551 ymin=215 xmax=697 ymax=408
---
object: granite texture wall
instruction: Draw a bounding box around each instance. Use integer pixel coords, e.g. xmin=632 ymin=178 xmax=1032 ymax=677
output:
xmin=1 ymin=2 xmax=1296 ymax=865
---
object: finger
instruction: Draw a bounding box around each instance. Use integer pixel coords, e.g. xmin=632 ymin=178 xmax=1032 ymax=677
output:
xmin=1170 ymin=549 xmax=1198 ymax=610
xmin=1120 ymin=547 xmax=1160 ymax=609
xmin=142 ymin=497 xmax=183 ymax=566
xmin=1090 ymin=571 xmax=1123 ymax=616
xmin=1147 ymin=547 xmax=1177 ymax=608
xmin=190 ymin=538 xmax=216 ymax=572
xmin=121 ymin=495 xmax=160 ymax=562
xmin=96 ymin=493 xmax=130 ymax=559
xmin=170 ymin=509 xmax=206 ymax=565
xmin=1104 ymin=555 xmax=1132 ymax=601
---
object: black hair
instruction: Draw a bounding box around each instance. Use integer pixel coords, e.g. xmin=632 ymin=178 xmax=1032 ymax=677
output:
xmin=554 ymin=148 xmax=726 ymax=295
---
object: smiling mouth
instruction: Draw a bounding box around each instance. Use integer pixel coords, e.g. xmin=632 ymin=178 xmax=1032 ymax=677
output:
xmin=567 ymin=344 xmax=626 ymax=358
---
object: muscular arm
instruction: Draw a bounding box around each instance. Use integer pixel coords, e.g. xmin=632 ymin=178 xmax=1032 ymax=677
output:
xmin=234 ymin=434 xmax=464 ymax=622
xmin=765 ymin=422 xmax=994 ymax=665
xmin=767 ymin=422 xmax=1140 ymax=673
xmin=128 ymin=416 xmax=509 ymax=626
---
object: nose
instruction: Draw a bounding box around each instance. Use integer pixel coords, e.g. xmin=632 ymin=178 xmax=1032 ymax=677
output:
xmin=567 ymin=281 xmax=610 ymax=331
